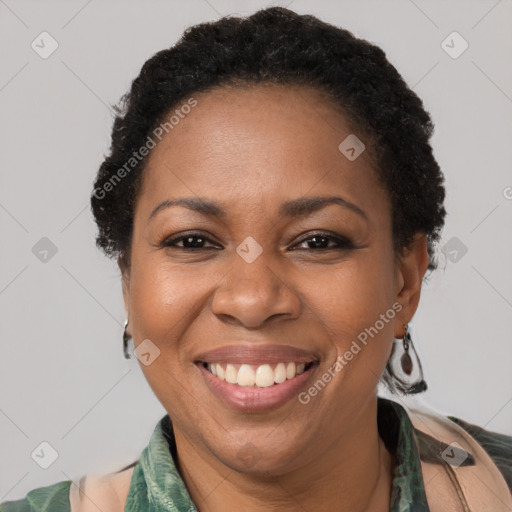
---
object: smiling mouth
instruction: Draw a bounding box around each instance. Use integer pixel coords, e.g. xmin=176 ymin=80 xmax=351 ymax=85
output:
xmin=200 ymin=361 xmax=316 ymax=388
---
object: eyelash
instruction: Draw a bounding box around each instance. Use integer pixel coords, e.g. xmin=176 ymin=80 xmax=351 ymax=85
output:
xmin=160 ymin=231 xmax=355 ymax=252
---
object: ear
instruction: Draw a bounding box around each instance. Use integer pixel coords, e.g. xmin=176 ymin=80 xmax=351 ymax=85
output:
xmin=393 ymin=233 xmax=429 ymax=337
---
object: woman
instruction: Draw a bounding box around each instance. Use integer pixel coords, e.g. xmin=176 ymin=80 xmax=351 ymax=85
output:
xmin=2 ymin=6 xmax=511 ymax=512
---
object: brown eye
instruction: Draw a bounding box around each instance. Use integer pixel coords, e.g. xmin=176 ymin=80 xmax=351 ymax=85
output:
xmin=161 ymin=232 xmax=219 ymax=250
xmin=292 ymin=232 xmax=355 ymax=251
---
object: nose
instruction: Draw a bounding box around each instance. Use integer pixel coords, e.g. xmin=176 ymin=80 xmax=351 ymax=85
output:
xmin=211 ymin=251 xmax=302 ymax=329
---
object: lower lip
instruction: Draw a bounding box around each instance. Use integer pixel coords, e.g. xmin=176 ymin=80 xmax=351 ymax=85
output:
xmin=198 ymin=363 xmax=318 ymax=412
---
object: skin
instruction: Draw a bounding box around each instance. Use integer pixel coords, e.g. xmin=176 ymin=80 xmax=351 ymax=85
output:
xmin=120 ymin=83 xmax=429 ymax=511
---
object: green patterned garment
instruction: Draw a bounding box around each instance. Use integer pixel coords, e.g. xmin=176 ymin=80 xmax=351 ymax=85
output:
xmin=2 ymin=398 xmax=511 ymax=511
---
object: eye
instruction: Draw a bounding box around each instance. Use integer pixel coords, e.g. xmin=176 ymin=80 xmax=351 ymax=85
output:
xmin=161 ymin=231 xmax=219 ymax=250
xmin=292 ymin=231 xmax=355 ymax=251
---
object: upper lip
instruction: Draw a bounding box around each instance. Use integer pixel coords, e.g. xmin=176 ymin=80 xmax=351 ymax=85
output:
xmin=194 ymin=344 xmax=320 ymax=365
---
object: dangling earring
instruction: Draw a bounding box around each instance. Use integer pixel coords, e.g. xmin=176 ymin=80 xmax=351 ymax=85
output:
xmin=123 ymin=319 xmax=132 ymax=359
xmin=382 ymin=323 xmax=427 ymax=395
xmin=400 ymin=324 xmax=413 ymax=375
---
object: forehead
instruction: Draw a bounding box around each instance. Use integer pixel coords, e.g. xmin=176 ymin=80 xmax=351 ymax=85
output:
xmin=137 ymin=83 xmax=388 ymax=222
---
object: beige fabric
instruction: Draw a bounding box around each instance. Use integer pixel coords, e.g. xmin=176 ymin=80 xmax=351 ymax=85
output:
xmin=69 ymin=466 xmax=134 ymax=512
xmin=407 ymin=405 xmax=512 ymax=512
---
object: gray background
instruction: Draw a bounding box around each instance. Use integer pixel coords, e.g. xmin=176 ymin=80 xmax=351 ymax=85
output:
xmin=1 ymin=0 xmax=511 ymax=501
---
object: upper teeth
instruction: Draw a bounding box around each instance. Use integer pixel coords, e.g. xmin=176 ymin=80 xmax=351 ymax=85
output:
xmin=206 ymin=362 xmax=307 ymax=388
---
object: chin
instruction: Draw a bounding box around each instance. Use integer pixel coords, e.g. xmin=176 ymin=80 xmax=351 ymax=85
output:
xmin=208 ymin=427 xmax=312 ymax=476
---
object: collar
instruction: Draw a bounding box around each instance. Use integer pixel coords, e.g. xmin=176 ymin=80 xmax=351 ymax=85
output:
xmin=379 ymin=398 xmax=430 ymax=511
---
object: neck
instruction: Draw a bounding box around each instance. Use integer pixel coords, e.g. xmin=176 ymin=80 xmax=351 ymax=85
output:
xmin=173 ymin=396 xmax=393 ymax=512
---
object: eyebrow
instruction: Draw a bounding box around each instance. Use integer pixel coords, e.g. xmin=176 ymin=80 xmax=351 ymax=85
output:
xmin=148 ymin=195 xmax=368 ymax=223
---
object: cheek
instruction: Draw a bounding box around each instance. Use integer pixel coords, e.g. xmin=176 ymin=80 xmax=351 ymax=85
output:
xmin=127 ymin=260 xmax=205 ymax=415
xmin=129 ymin=260 xmax=201 ymax=344
xmin=127 ymin=254 xmax=226 ymax=397
xmin=311 ymin=252 xmax=397 ymax=382
xmin=315 ymin=252 xmax=396 ymax=329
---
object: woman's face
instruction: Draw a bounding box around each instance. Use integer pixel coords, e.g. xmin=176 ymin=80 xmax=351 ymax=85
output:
xmin=122 ymin=84 xmax=427 ymax=474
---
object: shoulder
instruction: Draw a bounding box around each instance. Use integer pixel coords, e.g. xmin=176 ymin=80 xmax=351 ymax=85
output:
xmin=449 ymin=415 xmax=512 ymax=490
xmin=68 ymin=464 xmax=135 ymax=512
xmin=0 ymin=480 xmax=71 ymax=512
xmin=0 ymin=462 xmax=137 ymax=512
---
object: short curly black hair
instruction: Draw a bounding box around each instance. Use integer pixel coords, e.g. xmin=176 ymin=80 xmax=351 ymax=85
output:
xmin=91 ymin=6 xmax=446 ymax=273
